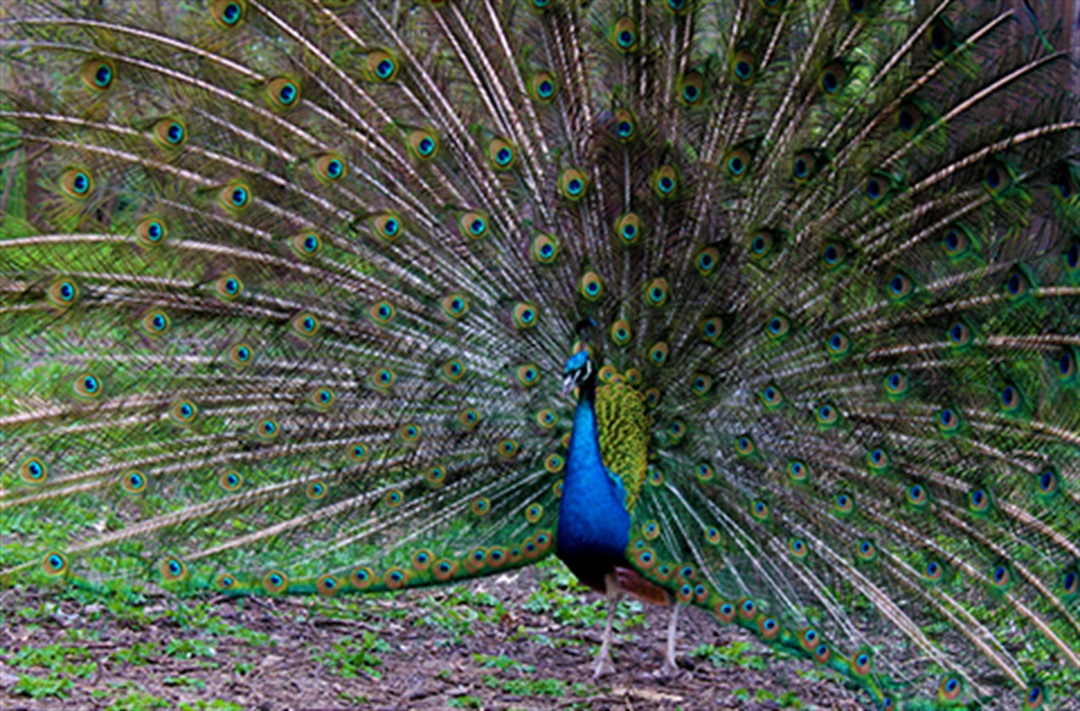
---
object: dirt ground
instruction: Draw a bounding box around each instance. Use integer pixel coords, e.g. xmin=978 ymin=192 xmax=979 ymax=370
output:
xmin=0 ymin=564 xmax=875 ymax=710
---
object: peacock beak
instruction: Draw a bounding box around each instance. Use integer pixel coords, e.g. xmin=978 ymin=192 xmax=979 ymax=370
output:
xmin=561 ymin=376 xmax=576 ymax=398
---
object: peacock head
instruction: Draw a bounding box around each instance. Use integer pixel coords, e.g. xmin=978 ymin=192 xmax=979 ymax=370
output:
xmin=562 ymin=351 xmax=595 ymax=397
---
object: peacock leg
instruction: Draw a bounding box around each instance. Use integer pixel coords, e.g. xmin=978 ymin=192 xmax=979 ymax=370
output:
xmin=593 ymin=572 xmax=620 ymax=678
xmin=659 ymin=593 xmax=680 ymax=678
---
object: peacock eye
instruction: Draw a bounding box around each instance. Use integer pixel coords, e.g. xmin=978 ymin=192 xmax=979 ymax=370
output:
xmin=560 ymin=168 xmax=588 ymax=200
xmin=868 ymin=177 xmax=883 ymax=199
xmin=731 ymin=48 xmax=757 ymax=82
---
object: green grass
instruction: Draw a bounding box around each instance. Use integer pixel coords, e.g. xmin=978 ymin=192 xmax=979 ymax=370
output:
xmin=692 ymin=640 xmax=769 ymax=671
xmin=312 ymin=632 xmax=391 ymax=680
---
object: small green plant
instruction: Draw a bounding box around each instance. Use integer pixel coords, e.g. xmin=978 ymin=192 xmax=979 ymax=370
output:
xmin=11 ymin=673 xmax=75 ymax=700
xmin=233 ymin=661 xmax=255 ymax=675
xmin=8 ymin=643 xmax=90 ymax=670
xmin=103 ymin=690 xmax=171 ymax=710
xmin=313 ymin=632 xmax=390 ymax=680
xmin=164 ymin=638 xmax=217 ymax=659
xmin=164 ymin=675 xmax=208 ymax=691
xmin=693 ymin=641 xmax=767 ymax=671
xmin=178 ymin=701 xmax=245 ymax=711
xmin=109 ymin=641 xmax=159 ymax=666
xmin=473 ymin=653 xmax=535 ymax=674
xmin=481 ymin=674 xmax=566 ymax=697
xmin=336 ymin=691 xmax=370 ymax=707
xmin=502 ymin=677 xmax=567 ymax=697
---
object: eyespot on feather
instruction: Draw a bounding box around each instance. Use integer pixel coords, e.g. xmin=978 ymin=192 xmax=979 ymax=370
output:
xmin=313 ymin=153 xmax=347 ymax=183
xmin=407 ymin=129 xmax=440 ymax=160
xmin=579 ymin=270 xmax=604 ymax=301
xmin=218 ymin=181 xmax=252 ymax=213
xmin=531 ymin=233 xmax=559 ymax=263
xmin=152 ymin=118 xmax=187 ymax=149
xmin=210 ymin=0 xmax=246 ymax=28
xmin=677 ymin=71 xmax=704 ymax=106
xmin=559 ymin=168 xmax=588 ymax=200
xmin=366 ymin=49 xmax=399 ymax=82
xmin=458 ymin=211 xmax=489 ymax=241
xmin=72 ymin=373 xmax=104 ymax=400
xmin=60 ymin=168 xmax=93 ymax=201
xmin=731 ymin=49 xmax=757 ymax=83
xmin=19 ymin=457 xmax=49 ymax=485
xmin=140 ymin=309 xmax=171 ymax=336
xmin=530 ymin=71 xmax=558 ymax=103
xmin=291 ymin=312 xmax=320 ymax=337
xmin=611 ymin=17 xmax=638 ymax=52
xmin=81 ymin=58 xmax=116 ymax=91
xmin=136 ymin=217 xmax=168 ymax=246
xmin=652 ymin=165 xmax=680 ymax=198
xmin=614 ymin=213 xmax=642 ymax=246
xmin=120 ymin=470 xmax=148 ymax=494
xmin=266 ymin=76 xmax=301 ymax=110
xmin=611 ymin=109 xmax=637 ymax=141
xmin=487 ymin=138 xmax=517 ymax=171
xmin=371 ymin=212 xmax=404 ymax=243
xmin=291 ymin=231 xmax=323 ymax=259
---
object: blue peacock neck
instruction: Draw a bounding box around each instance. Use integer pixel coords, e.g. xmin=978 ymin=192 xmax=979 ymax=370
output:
xmin=555 ymin=366 xmax=632 ymax=589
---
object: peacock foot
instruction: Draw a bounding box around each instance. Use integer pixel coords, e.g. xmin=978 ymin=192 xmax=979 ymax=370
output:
xmin=650 ymin=659 xmax=681 ymax=682
xmin=592 ymin=654 xmax=617 ymax=679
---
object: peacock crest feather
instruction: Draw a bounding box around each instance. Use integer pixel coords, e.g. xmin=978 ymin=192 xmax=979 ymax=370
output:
xmin=1 ymin=0 xmax=1078 ymax=707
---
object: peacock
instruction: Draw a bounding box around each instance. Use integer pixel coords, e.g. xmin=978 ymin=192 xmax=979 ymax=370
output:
xmin=1 ymin=0 xmax=1078 ymax=707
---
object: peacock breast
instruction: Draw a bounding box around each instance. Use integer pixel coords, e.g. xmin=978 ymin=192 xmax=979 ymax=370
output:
xmin=555 ymin=369 xmax=651 ymax=583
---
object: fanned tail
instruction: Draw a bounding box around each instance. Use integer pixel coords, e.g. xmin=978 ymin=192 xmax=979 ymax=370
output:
xmin=1 ymin=1 xmax=1077 ymax=708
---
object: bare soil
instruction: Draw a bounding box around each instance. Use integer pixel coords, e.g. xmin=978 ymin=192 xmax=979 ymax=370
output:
xmin=1 ymin=566 xmax=868 ymax=710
